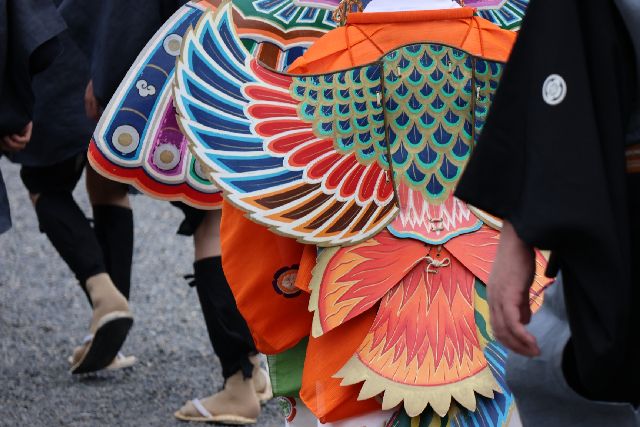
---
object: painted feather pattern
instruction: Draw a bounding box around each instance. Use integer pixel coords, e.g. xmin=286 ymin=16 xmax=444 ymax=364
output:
xmin=174 ymin=5 xmax=398 ymax=245
xmin=174 ymin=4 xmax=506 ymax=245
xmin=311 ymin=233 xmax=502 ymax=417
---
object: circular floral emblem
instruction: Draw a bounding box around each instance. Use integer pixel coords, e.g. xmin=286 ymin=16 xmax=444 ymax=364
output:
xmin=542 ymin=74 xmax=567 ymax=106
xmin=272 ymin=265 xmax=301 ymax=298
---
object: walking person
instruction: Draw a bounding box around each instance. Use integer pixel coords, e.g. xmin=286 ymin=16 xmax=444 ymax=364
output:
xmin=2 ymin=0 xmax=134 ymax=375
xmin=0 ymin=0 xmax=65 ymax=236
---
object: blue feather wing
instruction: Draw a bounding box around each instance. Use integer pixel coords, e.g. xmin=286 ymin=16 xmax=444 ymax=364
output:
xmin=175 ymin=4 xmax=399 ymax=246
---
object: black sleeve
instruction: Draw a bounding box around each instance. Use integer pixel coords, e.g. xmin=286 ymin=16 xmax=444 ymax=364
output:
xmin=56 ymin=0 xmax=103 ymax=59
xmin=0 ymin=0 xmax=66 ymax=134
xmin=456 ymin=0 xmax=639 ymax=397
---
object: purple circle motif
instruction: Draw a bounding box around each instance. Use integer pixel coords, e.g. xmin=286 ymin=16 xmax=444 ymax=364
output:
xmin=272 ymin=265 xmax=302 ymax=298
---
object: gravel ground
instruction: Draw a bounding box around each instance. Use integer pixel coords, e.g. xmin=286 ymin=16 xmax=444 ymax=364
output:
xmin=0 ymin=158 xmax=284 ymax=427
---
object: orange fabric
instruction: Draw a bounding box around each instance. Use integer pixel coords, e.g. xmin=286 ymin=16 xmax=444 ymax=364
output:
xmin=295 ymin=244 xmax=316 ymax=294
xmin=300 ymin=309 xmax=380 ymax=422
xmin=198 ymin=0 xmax=218 ymax=9
xmin=288 ymin=8 xmax=515 ymax=75
xmin=220 ymin=202 xmax=312 ymax=354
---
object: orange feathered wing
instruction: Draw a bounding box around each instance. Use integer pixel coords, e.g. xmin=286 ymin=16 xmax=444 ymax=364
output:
xmin=310 ymin=231 xmax=500 ymax=417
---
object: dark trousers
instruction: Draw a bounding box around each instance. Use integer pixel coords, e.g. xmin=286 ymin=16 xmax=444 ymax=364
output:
xmin=21 ymin=154 xmax=106 ymax=286
xmin=172 ymin=202 xmax=258 ymax=379
xmin=20 ymin=153 xmax=133 ymax=299
xmin=193 ymin=257 xmax=257 ymax=379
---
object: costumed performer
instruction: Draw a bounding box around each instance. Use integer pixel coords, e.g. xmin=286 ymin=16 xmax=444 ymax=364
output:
xmin=173 ymin=0 xmax=551 ymax=425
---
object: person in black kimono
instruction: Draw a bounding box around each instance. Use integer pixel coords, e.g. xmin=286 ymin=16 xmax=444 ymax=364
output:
xmin=456 ymin=0 xmax=640 ymax=424
xmin=87 ymin=1 xmax=267 ymax=423
xmin=0 ymin=0 xmax=65 ymax=234
xmin=2 ymin=0 xmax=134 ymax=375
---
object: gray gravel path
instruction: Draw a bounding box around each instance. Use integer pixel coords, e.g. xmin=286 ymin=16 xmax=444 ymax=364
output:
xmin=0 ymin=158 xmax=284 ymax=427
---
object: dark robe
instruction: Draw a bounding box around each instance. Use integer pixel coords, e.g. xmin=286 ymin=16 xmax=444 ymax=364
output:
xmin=90 ymin=0 xmax=188 ymax=107
xmin=616 ymin=0 xmax=640 ymax=144
xmin=8 ymin=29 xmax=95 ymax=167
xmin=57 ymin=0 xmax=101 ymax=58
xmin=456 ymin=0 xmax=638 ymax=403
xmin=8 ymin=0 xmax=104 ymax=166
xmin=0 ymin=0 xmax=65 ymax=233
xmin=5 ymin=1 xmax=99 ymax=166
xmin=0 ymin=0 xmax=66 ymax=134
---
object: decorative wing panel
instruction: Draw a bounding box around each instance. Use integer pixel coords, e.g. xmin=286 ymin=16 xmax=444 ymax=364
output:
xmin=89 ymin=0 xmax=336 ymax=209
xmin=174 ymin=4 xmax=399 ymax=245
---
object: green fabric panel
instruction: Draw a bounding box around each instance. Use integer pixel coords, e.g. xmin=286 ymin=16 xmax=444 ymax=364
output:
xmin=266 ymin=337 xmax=308 ymax=397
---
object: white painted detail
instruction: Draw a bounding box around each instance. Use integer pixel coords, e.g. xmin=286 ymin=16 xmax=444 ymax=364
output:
xmin=542 ymin=74 xmax=567 ymax=106
xmin=112 ymin=125 xmax=140 ymax=154
xmin=135 ymin=79 xmax=156 ymax=97
xmin=163 ymin=34 xmax=183 ymax=56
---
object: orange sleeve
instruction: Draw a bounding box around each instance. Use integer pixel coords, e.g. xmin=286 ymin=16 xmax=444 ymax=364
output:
xmin=294 ymin=244 xmax=317 ymax=294
xmin=220 ymin=202 xmax=313 ymax=354
xmin=300 ymin=309 xmax=381 ymax=422
xmin=476 ymin=18 xmax=517 ymax=62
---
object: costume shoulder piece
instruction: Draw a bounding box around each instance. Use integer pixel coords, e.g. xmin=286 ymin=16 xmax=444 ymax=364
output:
xmin=89 ymin=0 xmax=335 ymax=209
xmin=174 ymin=4 xmax=396 ymax=244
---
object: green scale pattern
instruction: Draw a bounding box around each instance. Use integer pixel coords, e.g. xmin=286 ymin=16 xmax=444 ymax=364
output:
xmin=289 ymin=43 xmax=503 ymax=205
xmin=382 ymin=44 xmax=503 ymax=203
xmin=291 ymin=65 xmax=388 ymax=167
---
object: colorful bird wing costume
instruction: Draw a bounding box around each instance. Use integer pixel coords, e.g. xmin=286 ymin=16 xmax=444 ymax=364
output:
xmin=174 ymin=6 xmax=398 ymax=245
xmin=88 ymin=0 xmax=336 ymax=209
xmin=174 ymin=3 xmax=552 ymax=423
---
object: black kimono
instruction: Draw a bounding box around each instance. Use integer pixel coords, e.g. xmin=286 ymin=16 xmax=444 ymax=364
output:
xmin=0 ymin=0 xmax=65 ymax=233
xmin=7 ymin=0 xmax=102 ymax=167
xmin=456 ymin=0 xmax=639 ymax=403
xmin=0 ymin=0 xmax=65 ymax=134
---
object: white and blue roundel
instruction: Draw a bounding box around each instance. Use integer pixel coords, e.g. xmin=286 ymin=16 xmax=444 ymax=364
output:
xmin=542 ymin=74 xmax=567 ymax=106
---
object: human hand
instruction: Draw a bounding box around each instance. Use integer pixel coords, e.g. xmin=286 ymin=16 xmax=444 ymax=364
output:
xmin=84 ymin=80 xmax=101 ymax=121
xmin=1 ymin=122 xmax=33 ymax=152
xmin=488 ymin=220 xmax=541 ymax=357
